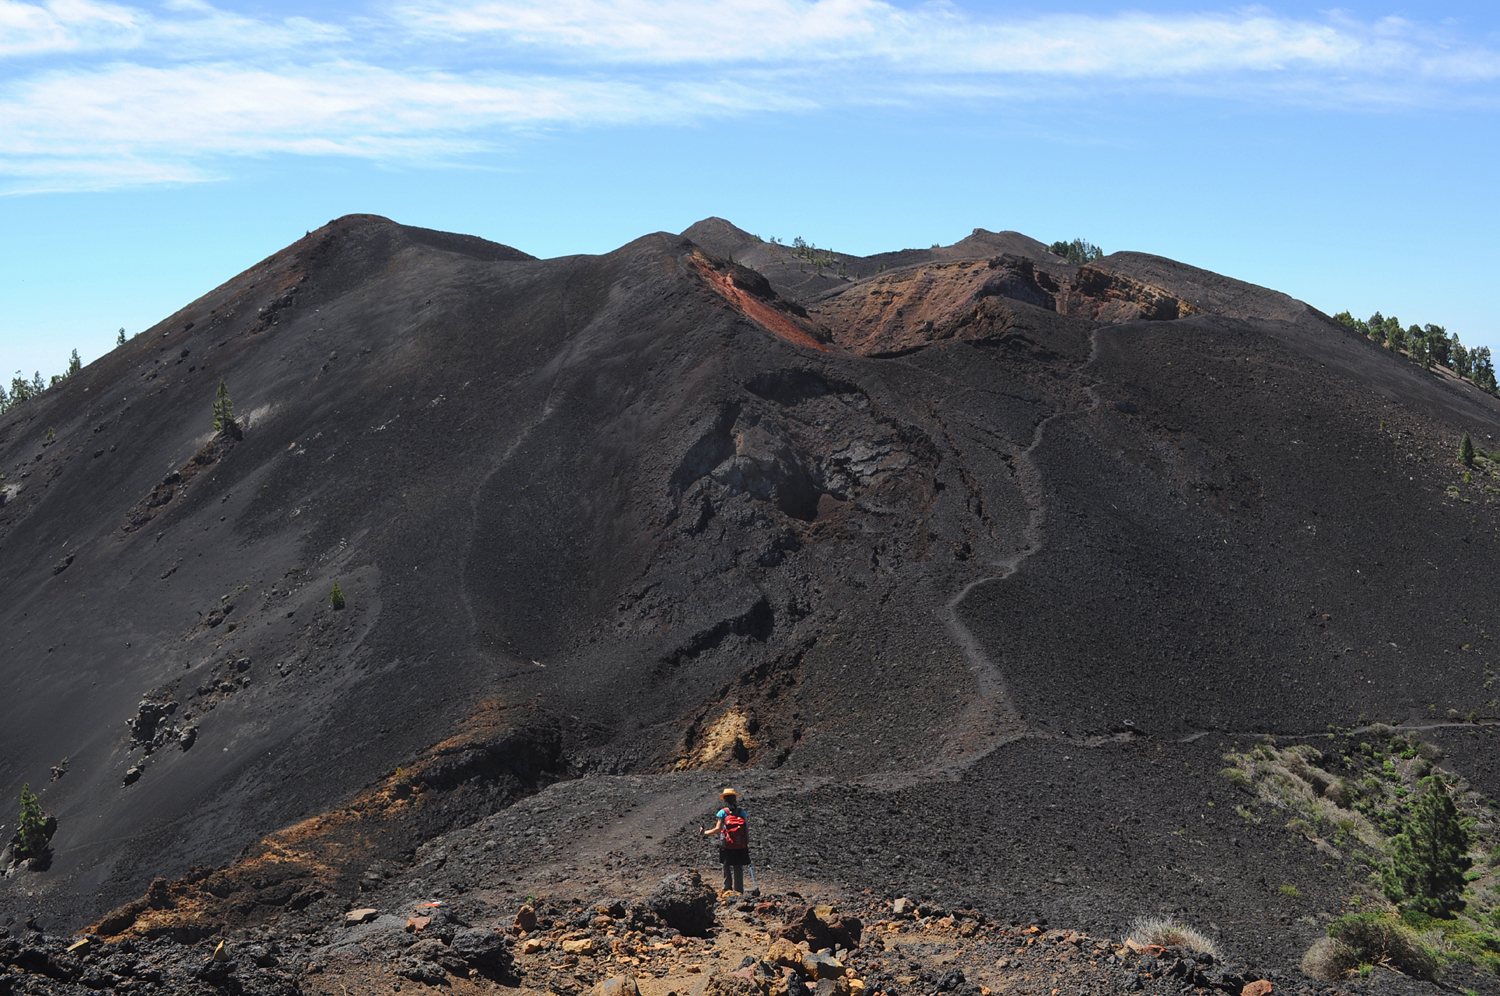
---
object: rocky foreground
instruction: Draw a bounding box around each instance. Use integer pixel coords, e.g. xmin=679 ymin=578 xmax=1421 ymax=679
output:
xmin=0 ymin=871 xmax=1435 ymax=996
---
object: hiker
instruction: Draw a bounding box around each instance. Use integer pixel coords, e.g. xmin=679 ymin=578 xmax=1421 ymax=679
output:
xmin=702 ymin=787 xmax=751 ymax=893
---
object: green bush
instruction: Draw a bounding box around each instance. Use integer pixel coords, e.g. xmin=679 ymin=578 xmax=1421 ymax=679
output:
xmin=1326 ymin=912 xmax=1438 ymax=979
xmin=1462 ymin=433 xmax=1476 ymax=467
xmin=330 ymin=581 xmax=345 ymax=610
xmin=1401 ymin=912 xmax=1500 ymax=974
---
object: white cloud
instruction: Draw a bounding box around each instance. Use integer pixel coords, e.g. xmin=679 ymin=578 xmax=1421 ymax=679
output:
xmin=390 ymin=0 xmax=1500 ymax=82
xmin=0 ymin=0 xmax=142 ymax=57
xmin=394 ymin=0 xmax=905 ymax=62
xmin=0 ymin=61 xmax=806 ymax=189
xmin=1 ymin=0 xmax=1497 ymax=191
xmin=0 ymin=0 xmax=343 ymax=58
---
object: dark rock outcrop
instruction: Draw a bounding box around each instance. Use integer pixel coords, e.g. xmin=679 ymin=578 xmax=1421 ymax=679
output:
xmin=647 ymin=871 xmax=718 ymax=937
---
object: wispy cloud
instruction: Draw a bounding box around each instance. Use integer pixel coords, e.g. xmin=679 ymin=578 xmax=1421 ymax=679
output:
xmin=391 ymin=0 xmax=1500 ymax=82
xmin=0 ymin=0 xmax=141 ymax=57
xmin=1 ymin=0 xmax=1497 ymax=192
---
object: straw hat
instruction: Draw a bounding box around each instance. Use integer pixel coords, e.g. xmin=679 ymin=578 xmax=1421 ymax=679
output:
xmin=719 ymin=787 xmax=739 ymax=800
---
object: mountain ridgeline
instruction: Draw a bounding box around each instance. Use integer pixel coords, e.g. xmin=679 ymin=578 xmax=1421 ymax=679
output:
xmin=5 ymin=214 xmax=1500 ymax=950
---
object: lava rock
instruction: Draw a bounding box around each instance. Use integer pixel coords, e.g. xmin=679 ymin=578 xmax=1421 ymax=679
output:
xmin=647 ymin=871 xmax=717 ymax=937
xmin=450 ymin=927 xmax=510 ymax=969
xmin=935 ymin=968 xmax=966 ymax=992
xmin=591 ymin=974 xmax=642 ymax=996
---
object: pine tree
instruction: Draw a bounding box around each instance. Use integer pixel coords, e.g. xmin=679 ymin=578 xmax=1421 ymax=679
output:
xmin=1381 ymin=777 xmax=1473 ymax=916
xmin=15 ymin=783 xmax=47 ymax=860
xmin=212 ymin=379 xmax=236 ymax=434
xmin=1455 ymin=341 xmax=1472 ymax=378
xmin=330 ymin=581 xmax=346 ymax=610
xmin=1474 ymin=347 xmax=1497 ymax=393
xmin=1426 ymin=324 xmax=1451 ymax=368
xmin=66 ymin=349 xmax=81 ymax=377
xmin=1461 ymin=433 xmax=1476 ymax=467
xmin=116 ymin=328 xmax=126 ymax=347
xmin=1411 ymin=334 xmax=1429 ymax=368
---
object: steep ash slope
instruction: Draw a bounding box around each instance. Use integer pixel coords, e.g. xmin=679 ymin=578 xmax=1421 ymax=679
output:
xmin=6 ymin=214 xmax=1500 ymax=951
xmin=0 ymin=216 xmax=1051 ymax=928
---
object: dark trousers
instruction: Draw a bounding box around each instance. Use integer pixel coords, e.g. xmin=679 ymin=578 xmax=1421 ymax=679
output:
xmin=720 ymin=848 xmax=749 ymax=892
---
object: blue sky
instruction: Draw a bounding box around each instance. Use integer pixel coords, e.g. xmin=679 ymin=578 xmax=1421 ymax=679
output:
xmin=2 ymin=0 xmax=1498 ymax=382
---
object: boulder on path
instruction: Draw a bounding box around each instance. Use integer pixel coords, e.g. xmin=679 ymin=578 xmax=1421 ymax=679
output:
xmin=935 ymin=968 xmax=965 ymax=992
xmin=767 ymin=937 xmax=804 ymax=970
xmin=647 ymin=870 xmax=718 ymax=937
xmin=780 ymin=907 xmax=862 ymax=952
xmin=451 ymin=926 xmax=512 ymax=971
xmin=803 ymin=951 xmax=845 ymax=980
xmin=514 ymin=904 xmax=538 ymax=933
xmin=591 ymin=975 xmax=642 ymax=996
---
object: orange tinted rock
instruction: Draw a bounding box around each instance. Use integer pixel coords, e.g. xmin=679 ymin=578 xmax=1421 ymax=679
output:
xmin=514 ymin=905 xmax=538 ymax=933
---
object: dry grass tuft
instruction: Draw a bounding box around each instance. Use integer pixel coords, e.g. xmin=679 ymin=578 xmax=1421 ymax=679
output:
xmin=1127 ymin=916 xmax=1221 ymax=961
xmin=1302 ymin=937 xmax=1360 ymax=979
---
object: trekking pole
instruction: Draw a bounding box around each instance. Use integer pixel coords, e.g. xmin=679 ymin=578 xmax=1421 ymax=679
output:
xmin=746 ymin=803 xmax=759 ymax=895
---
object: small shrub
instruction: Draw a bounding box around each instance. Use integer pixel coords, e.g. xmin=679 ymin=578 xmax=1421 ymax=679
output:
xmin=1279 ymin=884 xmax=1301 ymax=898
xmin=1127 ymin=916 xmax=1221 ymax=960
xmin=330 ymin=581 xmax=345 ymax=610
xmin=1221 ymin=767 xmax=1251 ymax=786
xmin=1326 ymin=912 xmax=1438 ymax=979
xmin=1462 ymin=432 xmax=1476 ymax=467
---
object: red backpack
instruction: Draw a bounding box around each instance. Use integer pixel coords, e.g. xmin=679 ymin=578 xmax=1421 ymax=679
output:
xmin=721 ymin=808 xmax=748 ymax=849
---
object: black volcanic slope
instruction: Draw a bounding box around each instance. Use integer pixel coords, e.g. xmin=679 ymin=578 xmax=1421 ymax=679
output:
xmin=5 ymin=213 xmax=1500 ymax=952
